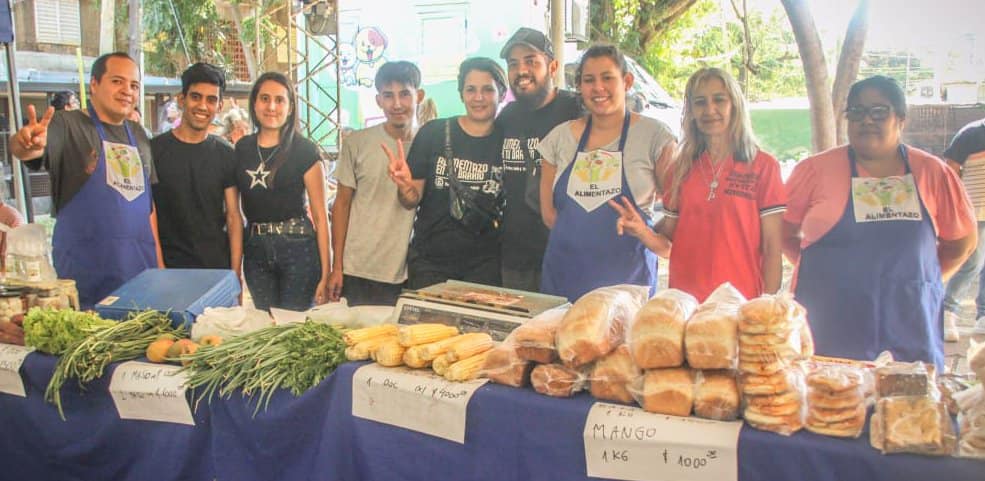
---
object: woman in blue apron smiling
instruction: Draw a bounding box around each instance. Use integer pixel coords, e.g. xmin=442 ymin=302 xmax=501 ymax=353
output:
xmin=537 ymin=45 xmax=676 ymax=302
xmin=783 ymin=76 xmax=977 ymax=369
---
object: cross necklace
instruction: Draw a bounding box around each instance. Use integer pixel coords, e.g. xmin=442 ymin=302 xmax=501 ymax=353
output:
xmin=700 ymin=155 xmax=727 ymax=201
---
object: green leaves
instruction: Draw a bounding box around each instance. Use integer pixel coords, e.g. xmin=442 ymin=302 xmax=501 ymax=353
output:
xmin=23 ymin=308 xmax=116 ymax=355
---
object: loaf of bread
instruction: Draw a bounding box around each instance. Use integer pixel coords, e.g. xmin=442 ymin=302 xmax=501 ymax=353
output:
xmin=875 ymin=362 xmax=934 ymax=398
xmin=639 ymin=368 xmax=694 ymax=417
xmin=531 ymin=363 xmax=585 ymax=398
xmin=512 ymin=307 xmax=568 ymax=364
xmin=684 ymin=284 xmax=743 ymax=370
xmin=481 ymin=344 xmax=532 ymax=387
xmin=628 ymin=289 xmax=698 ymax=369
xmin=693 ymin=370 xmax=739 ymax=421
xmin=590 ymin=345 xmax=642 ymax=404
xmin=873 ymin=396 xmax=955 ymax=456
xmin=556 ymin=286 xmax=646 ymax=368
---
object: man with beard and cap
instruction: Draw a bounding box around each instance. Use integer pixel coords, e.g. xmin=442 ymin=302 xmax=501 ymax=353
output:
xmin=497 ymin=28 xmax=582 ymax=291
xmin=151 ymin=63 xmax=242 ymax=275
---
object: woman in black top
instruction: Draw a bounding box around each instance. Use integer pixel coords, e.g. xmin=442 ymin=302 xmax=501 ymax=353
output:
xmin=236 ymin=72 xmax=330 ymax=310
xmin=385 ymin=57 xmax=507 ymax=289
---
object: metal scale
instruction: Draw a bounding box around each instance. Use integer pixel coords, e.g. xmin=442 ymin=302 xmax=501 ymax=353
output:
xmin=393 ymin=280 xmax=569 ymax=341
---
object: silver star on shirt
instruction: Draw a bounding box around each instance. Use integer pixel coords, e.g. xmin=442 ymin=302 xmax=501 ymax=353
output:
xmin=247 ymin=162 xmax=271 ymax=189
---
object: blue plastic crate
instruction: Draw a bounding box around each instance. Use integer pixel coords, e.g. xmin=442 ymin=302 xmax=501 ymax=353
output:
xmin=95 ymin=268 xmax=241 ymax=328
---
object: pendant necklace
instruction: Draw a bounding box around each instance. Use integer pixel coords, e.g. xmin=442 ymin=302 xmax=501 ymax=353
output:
xmin=700 ymin=155 xmax=727 ymax=201
xmin=247 ymin=142 xmax=280 ymax=189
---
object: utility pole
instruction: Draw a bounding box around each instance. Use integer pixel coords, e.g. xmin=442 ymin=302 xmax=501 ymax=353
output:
xmin=550 ymin=0 xmax=564 ymax=88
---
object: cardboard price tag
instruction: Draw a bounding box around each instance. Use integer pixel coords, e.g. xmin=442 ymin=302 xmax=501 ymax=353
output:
xmin=109 ymin=361 xmax=194 ymax=425
xmin=583 ymin=402 xmax=741 ymax=481
xmin=0 ymin=344 xmax=34 ymax=397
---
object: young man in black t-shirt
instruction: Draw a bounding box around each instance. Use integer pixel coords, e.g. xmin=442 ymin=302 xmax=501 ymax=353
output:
xmin=151 ymin=63 xmax=242 ymax=275
xmin=497 ymin=28 xmax=582 ymax=292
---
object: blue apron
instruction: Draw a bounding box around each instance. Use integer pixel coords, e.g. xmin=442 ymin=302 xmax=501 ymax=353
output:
xmin=794 ymin=146 xmax=944 ymax=369
xmin=52 ymin=105 xmax=158 ymax=309
xmin=540 ymin=112 xmax=657 ymax=302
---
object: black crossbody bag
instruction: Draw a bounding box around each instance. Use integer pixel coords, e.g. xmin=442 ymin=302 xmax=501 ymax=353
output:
xmin=444 ymin=119 xmax=505 ymax=235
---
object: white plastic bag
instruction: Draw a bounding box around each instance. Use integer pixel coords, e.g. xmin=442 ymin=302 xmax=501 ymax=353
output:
xmin=2 ymin=223 xmax=56 ymax=283
xmin=191 ymin=306 xmax=274 ymax=341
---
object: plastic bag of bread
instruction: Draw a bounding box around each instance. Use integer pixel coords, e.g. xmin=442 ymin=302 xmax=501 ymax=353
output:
xmin=954 ymin=385 xmax=985 ymax=459
xmin=531 ymin=363 xmax=587 ymax=398
xmin=870 ymin=395 xmax=956 ymax=456
xmin=631 ymin=367 xmax=694 ymax=417
xmin=938 ymin=373 xmax=975 ymax=415
xmin=968 ymin=340 xmax=985 ymax=382
xmin=693 ymin=370 xmax=740 ymax=421
xmin=628 ymin=289 xmax=698 ymax=369
xmin=737 ymin=294 xmax=807 ymax=373
xmin=510 ymin=306 xmax=568 ymax=364
xmin=875 ymin=361 xmax=938 ymax=399
xmin=741 ymin=364 xmax=806 ymax=436
xmin=804 ymin=365 xmax=868 ymax=438
xmin=589 ymin=345 xmax=642 ymax=404
xmin=480 ymin=344 xmax=533 ymax=387
xmin=685 ymin=283 xmax=745 ymax=370
xmin=556 ymin=285 xmax=648 ymax=368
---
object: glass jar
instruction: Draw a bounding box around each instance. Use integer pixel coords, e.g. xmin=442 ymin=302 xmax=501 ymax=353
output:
xmin=58 ymin=279 xmax=79 ymax=311
xmin=36 ymin=288 xmax=64 ymax=309
xmin=0 ymin=288 xmax=25 ymax=323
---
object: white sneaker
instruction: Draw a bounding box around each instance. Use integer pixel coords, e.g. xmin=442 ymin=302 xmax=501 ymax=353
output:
xmin=943 ymin=311 xmax=960 ymax=342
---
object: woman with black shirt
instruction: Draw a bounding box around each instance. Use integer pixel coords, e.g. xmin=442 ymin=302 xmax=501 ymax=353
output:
xmin=236 ymin=72 xmax=330 ymax=310
xmin=385 ymin=57 xmax=507 ymax=289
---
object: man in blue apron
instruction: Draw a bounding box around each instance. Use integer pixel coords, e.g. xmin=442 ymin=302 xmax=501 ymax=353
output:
xmin=541 ymin=111 xmax=657 ymax=302
xmin=11 ymin=52 xmax=162 ymax=309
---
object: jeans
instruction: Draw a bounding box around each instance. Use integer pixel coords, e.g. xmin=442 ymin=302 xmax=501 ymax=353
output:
xmin=244 ymin=231 xmax=321 ymax=311
xmin=943 ymin=221 xmax=985 ymax=318
xmin=406 ymin=248 xmax=501 ymax=290
xmin=342 ymin=275 xmax=404 ymax=306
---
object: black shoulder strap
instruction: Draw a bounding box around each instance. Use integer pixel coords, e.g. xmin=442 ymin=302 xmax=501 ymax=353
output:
xmin=445 ymin=118 xmax=460 ymax=185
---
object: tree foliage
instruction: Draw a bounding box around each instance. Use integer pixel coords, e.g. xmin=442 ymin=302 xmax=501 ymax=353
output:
xmin=141 ymin=0 xmax=227 ymax=77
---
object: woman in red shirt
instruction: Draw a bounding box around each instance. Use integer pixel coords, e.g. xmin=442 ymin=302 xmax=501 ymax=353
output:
xmin=611 ymin=67 xmax=785 ymax=301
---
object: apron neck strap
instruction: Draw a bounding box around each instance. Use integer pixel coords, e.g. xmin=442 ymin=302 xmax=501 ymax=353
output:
xmin=576 ymin=110 xmax=631 ymax=152
xmin=848 ymin=143 xmax=910 ymax=177
xmin=87 ymin=102 xmax=137 ymax=147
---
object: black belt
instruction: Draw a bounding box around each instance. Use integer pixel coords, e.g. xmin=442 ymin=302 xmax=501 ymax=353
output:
xmin=250 ymin=217 xmax=313 ymax=236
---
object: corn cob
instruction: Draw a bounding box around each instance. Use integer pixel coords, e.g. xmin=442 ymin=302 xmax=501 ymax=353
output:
xmin=374 ymin=339 xmax=407 ymax=367
xmin=432 ymin=352 xmax=453 ymax=376
xmin=343 ymin=324 xmax=399 ymax=346
xmin=402 ymin=345 xmax=432 ymax=369
xmin=444 ymin=333 xmax=494 ymax=362
xmin=345 ymin=334 xmax=397 ymax=361
xmin=397 ymin=323 xmax=459 ymax=347
xmin=445 ymin=350 xmax=492 ymax=382
xmin=416 ymin=333 xmax=486 ymax=361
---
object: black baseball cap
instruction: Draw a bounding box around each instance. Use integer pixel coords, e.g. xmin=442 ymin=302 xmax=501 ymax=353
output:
xmin=499 ymin=27 xmax=554 ymax=60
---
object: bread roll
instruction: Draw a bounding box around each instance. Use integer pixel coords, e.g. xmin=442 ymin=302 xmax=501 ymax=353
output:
xmin=557 ymin=287 xmax=643 ymax=367
xmin=590 ymin=345 xmax=642 ymax=404
xmin=640 ymin=368 xmax=694 ymax=417
xmin=512 ymin=307 xmax=567 ymax=364
xmin=743 ymin=409 xmax=804 ymax=435
xmin=531 ymin=363 xmax=585 ymax=398
xmin=693 ymin=371 xmax=739 ymax=421
xmin=481 ymin=345 xmax=532 ymax=387
xmin=878 ymin=396 xmax=955 ymax=455
xmin=628 ymin=289 xmax=697 ymax=369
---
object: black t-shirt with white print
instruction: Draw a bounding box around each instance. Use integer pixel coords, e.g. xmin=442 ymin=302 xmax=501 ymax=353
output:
xmin=235 ymin=133 xmax=320 ymax=224
xmin=407 ymin=117 xmax=504 ymax=261
xmin=497 ymin=89 xmax=582 ymax=269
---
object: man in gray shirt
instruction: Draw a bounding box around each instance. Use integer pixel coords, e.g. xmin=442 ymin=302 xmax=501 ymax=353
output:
xmin=328 ymin=61 xmax=424 ymax=306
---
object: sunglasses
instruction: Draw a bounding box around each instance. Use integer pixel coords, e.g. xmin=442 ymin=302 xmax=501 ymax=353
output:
xmin=845 ymin=105 xmax=892 ymax=122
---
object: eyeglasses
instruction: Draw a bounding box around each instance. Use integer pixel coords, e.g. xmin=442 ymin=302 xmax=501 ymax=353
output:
xmin=845 ymin=105 xmax=892 ymax=122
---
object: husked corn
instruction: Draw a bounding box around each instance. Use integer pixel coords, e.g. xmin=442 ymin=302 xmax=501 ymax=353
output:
xmin=418 ymin=333 xmax=486 ymax=361
xmin=375 ymin=339 xmax=407 ymax=367
xmin=345 ymin=334 xmax=397 ymax=361
xmin=432 ymin=353 xmax=453 ymax=376
xmin=402 ymin=345 xmax=432 ymax=369
xmin=444 ymin=333 xmax=494 ymax=362
xmin=343 ymin=324 xmax=399 ymax=346
xmin=445 ymin=350 xmax=492 ymax=382
xmin=398 ymin=323 xmax=459 ymax=347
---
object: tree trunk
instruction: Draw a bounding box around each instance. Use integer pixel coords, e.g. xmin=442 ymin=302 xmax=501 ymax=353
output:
xmin=127 ymin=0 xmax=141 ymax=60
xmin=832 ymin=0 xmax=870 ymax=144
xmin=781 ymin=0 xmax=836 ymax=153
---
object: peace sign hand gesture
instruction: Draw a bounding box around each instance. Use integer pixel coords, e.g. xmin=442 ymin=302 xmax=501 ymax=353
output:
xmin=607 ymin=195 xmax=650 ymax=239
xmin=382 ymin=139 xmax=413 ymax=189
xmin=13 ymin=105 xmax=55 ymax=159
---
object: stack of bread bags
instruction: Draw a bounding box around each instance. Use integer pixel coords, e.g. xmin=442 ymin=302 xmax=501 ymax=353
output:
xmin=804 ymin=364 xmax=868 ymax=437
xmin=869 ymin=360 xmax=956 ymax=456
xmin=481 ymin=306 xmax=568 ymax=388
xmin=737 ymin=295 xmax=811 ymax=435
xmin=624 ymin=285 xmax=742 ymax=420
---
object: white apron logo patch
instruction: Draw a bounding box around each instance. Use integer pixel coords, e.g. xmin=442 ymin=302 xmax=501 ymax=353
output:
xmin=103 ymin=140 xmax=145 ymax=201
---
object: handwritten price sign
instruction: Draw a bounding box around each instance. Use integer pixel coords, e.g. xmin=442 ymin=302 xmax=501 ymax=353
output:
xmin=109 ymin=361 xmax=194 ymax=425
xmin=583 ymin=402 xmax=741 ymax=481
xmin=0 ymin=344 xmax=34 ymax=397
xmin=352 ymin=363 xmax=487 ymax=443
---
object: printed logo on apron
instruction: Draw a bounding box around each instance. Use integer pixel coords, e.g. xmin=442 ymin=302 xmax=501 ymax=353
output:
xmin=566 ymin=149 xmax=623 ymax=212
xmin=103 ymin=140 xmax=145 ymax=201
xmin=851 ymin=174 xmax=922 ymax=223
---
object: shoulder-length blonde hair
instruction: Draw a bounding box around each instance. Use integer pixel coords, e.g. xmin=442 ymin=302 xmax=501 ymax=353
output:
xmin=668 ymin=67 xmax=758 ymax=205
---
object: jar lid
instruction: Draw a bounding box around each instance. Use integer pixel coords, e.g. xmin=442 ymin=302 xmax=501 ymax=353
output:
xmin=0 ymin=285 xmax=24 ymax=297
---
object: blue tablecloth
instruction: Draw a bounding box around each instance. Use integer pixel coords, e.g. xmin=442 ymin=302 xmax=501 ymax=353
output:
xmin=2 ymin=356 xmax=983 ymax=481
xmin=0 ymin=353 xmax=213 ymax=481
